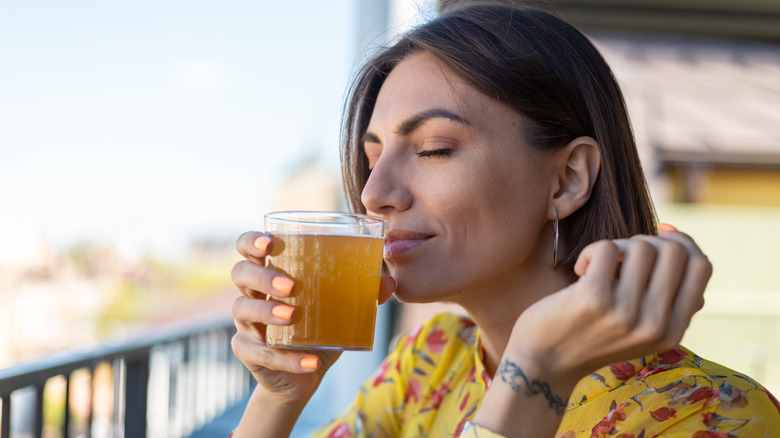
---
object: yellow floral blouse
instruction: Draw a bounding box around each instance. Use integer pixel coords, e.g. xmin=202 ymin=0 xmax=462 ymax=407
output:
xmin=313 ymin=313 xmax=780 ymax=437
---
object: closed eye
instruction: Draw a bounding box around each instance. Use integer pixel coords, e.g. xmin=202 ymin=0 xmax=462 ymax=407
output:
xmin=417 ymin=149 xmax=452 ymax=158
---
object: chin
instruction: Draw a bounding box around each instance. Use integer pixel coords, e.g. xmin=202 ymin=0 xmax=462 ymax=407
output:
xmin=392 ymin=283 xmax=456 ymax=305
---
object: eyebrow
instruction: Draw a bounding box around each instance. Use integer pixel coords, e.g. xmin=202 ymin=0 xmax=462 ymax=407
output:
xmin=361 ymin=108 xmax=469 ymax=144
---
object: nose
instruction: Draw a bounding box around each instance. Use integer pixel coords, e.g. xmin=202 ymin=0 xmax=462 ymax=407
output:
xmin=361 ymin=155 xmax=412 ymax=215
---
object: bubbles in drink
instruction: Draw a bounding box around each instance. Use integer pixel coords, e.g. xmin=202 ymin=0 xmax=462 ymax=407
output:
xmin=266 ymin=233 xmax=384 ymax=350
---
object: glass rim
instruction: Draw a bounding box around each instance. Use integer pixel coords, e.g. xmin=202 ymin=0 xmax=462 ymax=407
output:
xmin=264 ymin=210 xmax=386 ymax=226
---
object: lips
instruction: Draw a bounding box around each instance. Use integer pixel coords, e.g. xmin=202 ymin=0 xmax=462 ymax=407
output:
xmin=384 ymin=229 xmax=433 ymax=259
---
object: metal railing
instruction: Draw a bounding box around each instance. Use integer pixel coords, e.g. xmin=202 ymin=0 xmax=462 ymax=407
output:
xmin=0 ymin=316 xmax=251 ymax=438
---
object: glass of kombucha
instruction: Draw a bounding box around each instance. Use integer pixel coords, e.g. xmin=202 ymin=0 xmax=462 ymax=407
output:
xmin=264 ymin=211 xmax=386 ymax=350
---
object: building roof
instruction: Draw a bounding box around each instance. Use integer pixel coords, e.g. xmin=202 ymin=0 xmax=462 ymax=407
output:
xmin=593 ymin=33 xmax=780 ymax=168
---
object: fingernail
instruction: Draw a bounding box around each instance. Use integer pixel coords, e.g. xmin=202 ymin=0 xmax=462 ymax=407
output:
xmin=658 ymin=223 xmax=678 ymax=232
xmin=271 ymin=277 xmax=295 ymax=296
xmin=254 ymin=236 xmax=272 ymax=252
xmin=300 ymin=357 xmax=319 ymax=370
xmin=388 ymin=276 xmax=398 ymax=293
xmin=271 ymin=305 xmax=295 ymax=320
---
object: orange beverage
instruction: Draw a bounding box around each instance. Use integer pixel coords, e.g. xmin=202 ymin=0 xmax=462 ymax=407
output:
xmin=264 ymin=213 xmax=385 ymax=350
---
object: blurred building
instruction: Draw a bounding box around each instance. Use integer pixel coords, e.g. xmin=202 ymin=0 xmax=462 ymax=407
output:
xmin=270 ymin=158 xmax=342 ymax=212
xmin=0 ymin=215 xmax=119 ymax=368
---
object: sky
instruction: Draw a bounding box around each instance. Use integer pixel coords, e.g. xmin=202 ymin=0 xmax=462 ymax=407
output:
xmin=0 ymin=0 xmax=434 ymax=259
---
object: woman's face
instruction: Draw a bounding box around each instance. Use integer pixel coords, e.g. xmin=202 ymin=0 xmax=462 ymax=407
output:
xmin=361 ymin=52 xmax=559 ymax=304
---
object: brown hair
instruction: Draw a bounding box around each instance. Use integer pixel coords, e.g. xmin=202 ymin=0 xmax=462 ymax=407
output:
xmin=341 ymin=2 xmax=657 ymax=274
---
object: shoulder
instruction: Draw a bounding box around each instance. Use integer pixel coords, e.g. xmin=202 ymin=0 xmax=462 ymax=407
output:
xmin=569 ymin=347 xmax=780 ymax=437
xmin=640 ymin=346 xmax=780 ymax=430
xmin=645 ymin=346 xmax=769 ymax=393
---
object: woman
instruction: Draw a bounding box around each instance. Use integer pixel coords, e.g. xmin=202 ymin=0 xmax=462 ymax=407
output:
xmin=230 ymin=4 xmax=780 ymax=437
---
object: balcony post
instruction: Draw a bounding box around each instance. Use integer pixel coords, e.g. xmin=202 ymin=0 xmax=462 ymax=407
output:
xmin=2 ymin=395 xmax=10 ymax=438
xmin=123 ymin=355 xmax=149 ymax=437
xmin=34 ymin=384 xmax=44 ymax=438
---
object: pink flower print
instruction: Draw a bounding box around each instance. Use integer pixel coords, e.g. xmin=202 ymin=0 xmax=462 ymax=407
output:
xmin=327 ymin=422 xmax=352 ymax=438
xmin=590 ymin=417 xmax=617 ymax=437
xmin=686 ymin=387 xmax=719 ymax=407
xmin=609 ymin=362 xmax=636 ymax=381
xmin=372 ymin=361 xmax=390 ymax=387
xmin=453 ymin=418 xmax=468 ymax=437
xmin=426 ymin=328 xmax=447 ymax=353
xmin=701 ymin=412 xmax=740 ymax=430
xmin=459 ymin=317 xmax=476 ymax=328
xmin=658 ymin=348 xmax=687 ymax=364
xmin=636 ymin=366 xmax=664 ymax=380
xmin=404 ymin=326 xmax=422 ymax=346
xmin=405 ymin=378 xmax=421 ymax=404
xmin=481 ymin=370 xmax=492 ymax=388
xmin=431 ymin=381 xmax=450 ymax=409
xmin=701 ymin=411 xmax=716 ymax=427
xmin=590 ymin=402 xmax=627 ymax=437
xmin=767 ymin=389 xmax=780 ymax=413
xmin=460 ymin=392 xmax=470 ymax=412
xmin=650 ymin=407 xmax=677 ymax=422
xmin=612 ymin=403 xmax=628 ymax=421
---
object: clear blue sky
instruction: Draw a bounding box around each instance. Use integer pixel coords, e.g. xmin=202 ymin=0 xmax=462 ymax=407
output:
xmin=0 ymin=0 xmax=363 ymax=257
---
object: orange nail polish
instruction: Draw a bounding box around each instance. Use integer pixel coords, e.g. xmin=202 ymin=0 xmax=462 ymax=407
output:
xmin=271 ymin=305 xmax=295 ymax=320
xmin=300 ymin=357 xmax=319 ymax=370
xmin=658 ymin=223 xmax=677 ymax=232
xmin=271 ymin=277 xmax=295 ymax=296
xmin=254 ymin=236 xmax=272 ymax=252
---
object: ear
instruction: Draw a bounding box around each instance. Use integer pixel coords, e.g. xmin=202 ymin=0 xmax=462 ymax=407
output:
xmin=549 ymin=136 xmax=601 ymax=220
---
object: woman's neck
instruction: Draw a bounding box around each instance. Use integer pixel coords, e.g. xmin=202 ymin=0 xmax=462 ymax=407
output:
xmin=454 ymin=266 xmax=573 ymax=377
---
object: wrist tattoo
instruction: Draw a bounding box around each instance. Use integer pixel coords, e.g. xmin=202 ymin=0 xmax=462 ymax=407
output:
xmin=496 ymin=359 xmax=567 ymax=416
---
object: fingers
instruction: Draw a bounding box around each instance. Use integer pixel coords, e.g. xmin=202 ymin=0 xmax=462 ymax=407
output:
xmin=233 ymin=231 xmax=294 ymax=299
xmin=616 ymin=229 xmax=711 ymax=349
xmin=631 ymin=238 xmax=688 ymax=344
xmin=379 ymin=276 xmax=397 ymax=305
xmin=233 ymin=296 xmax=296 ymax=327
xmin=231 ymin=259 xmax=295 ymax=299
xmin=574 ymin=229 xmax=712 ymax=351
xmin=574 ymin=240 xmax=621 ymax=283
xmin=231 ymin=331 xmax=321 ymax=374
xmin=665 ymin=233 xmax=712 ymax=345
xmin=632 ymin=231 xmax=710 ymax=340
xmin=657 ymin=228 xmax=706 ymax=258
xmin=232 ymin=295 xmax=318 ymax=375
xmin=612 ymin=239 xmax=657 ymax=323
xmin=236 ymin=231 xmax=274 ymax=265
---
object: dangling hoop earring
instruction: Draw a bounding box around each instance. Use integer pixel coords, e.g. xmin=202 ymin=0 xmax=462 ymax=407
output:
xmin=553 ymin=210 xmax=559 ymax=268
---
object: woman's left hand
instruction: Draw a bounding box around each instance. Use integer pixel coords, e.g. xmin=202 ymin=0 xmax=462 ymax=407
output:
xmin=473 ymin=228 xmax=712 ymax=436
xmin=510 ymin=228 xmax=712 ymax=385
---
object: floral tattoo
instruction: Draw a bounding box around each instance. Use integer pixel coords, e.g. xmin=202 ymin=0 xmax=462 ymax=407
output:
xmin=496 ymin=359 xmax=567 ymax=416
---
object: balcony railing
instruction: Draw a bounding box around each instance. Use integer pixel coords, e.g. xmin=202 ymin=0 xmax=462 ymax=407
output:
xmin=0 ymin=316 xmax=250 ymax=438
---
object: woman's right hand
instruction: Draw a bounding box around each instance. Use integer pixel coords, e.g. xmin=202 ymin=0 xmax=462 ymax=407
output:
xmin=230 ymin=231 xmax=342 ymax=404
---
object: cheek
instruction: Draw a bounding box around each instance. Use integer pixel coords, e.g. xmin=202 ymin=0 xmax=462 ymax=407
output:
xmin=453 ymin=169 xmax=549 ymax=258
xmin=414 ymin=163 xmax=477 ymax=210
xmin=438 ymin=169 xmax=540 ymax=250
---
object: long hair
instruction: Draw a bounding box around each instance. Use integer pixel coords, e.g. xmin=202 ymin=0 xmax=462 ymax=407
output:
xmin=341 ymin=2 xmax=657 ymax=275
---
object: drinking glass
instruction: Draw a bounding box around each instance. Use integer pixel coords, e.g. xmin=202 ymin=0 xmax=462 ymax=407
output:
xmin=264 ymin=211 xmax=386 ymax=350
